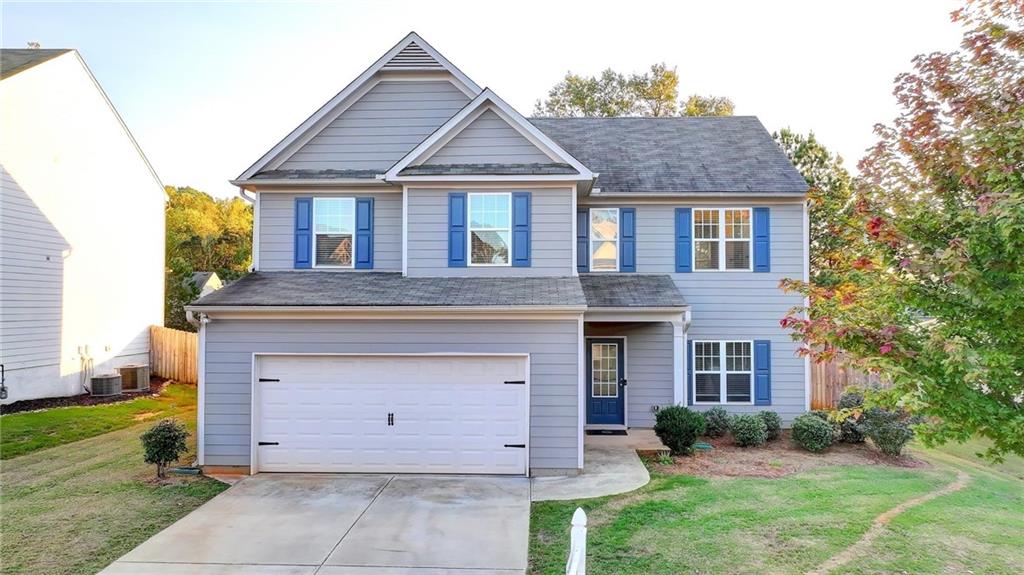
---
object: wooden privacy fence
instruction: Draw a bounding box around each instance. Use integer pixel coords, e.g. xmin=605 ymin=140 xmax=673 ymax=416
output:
xmin=150 ymin=325 xmax=198 ymax=384
xmin=810 ymin=354 xmax=884 ymax=410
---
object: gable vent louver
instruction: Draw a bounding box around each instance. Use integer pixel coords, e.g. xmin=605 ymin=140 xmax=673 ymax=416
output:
xmin=381 ymin=42 xmax=444 ymax=71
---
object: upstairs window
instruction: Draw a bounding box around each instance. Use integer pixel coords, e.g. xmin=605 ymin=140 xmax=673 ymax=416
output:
xmin=468 ymin=193 xmax=511 ymax=266
xmin=589 ymin=208 xmax=619 ymax=271
xmin=693 ymin=340 xmax=753 ymax=404
xmin=693 ymin=208 xmax=751 ymax=270
xmin=313 ymin=197 xmax=355 ymax=267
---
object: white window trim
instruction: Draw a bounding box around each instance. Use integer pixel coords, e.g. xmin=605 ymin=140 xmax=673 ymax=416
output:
xmin=467 ymin=192 xmax=512 ymax=267
xmin=692 ymin=339 xmax=755 ymax=405
xmin=588 ymin=207 xmax=620 ymax=273
xmin=692 ymin=207 xmax=753 ymax=272
xmin=313 ymin=197 xmax=356 ymax=269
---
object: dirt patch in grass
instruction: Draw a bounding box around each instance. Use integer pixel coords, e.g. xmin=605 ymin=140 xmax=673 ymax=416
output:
xmin=647 ymin=431 xmax=927 ymax=478
xmin=0 ymin=377 xmax=172 ymax=415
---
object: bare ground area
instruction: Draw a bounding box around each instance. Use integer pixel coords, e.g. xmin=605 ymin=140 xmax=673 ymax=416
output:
xmin=644 ymin=431 xmax=928 ymax=478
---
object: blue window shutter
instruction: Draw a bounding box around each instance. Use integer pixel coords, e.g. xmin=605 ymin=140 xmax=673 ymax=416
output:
xmin=448 ymin=193 xmax=467 ymax=267
xmin=753 ymin=207 xmax=771 ymax=272
xmin=512 ymin=192 xmax=531 ymax=267
xmin=754 ymin=339 xmax=772 ymax=405
xmin=620 ymin=208 xmax=636 ymax=272
xmin=675 ymin=208 xmax=692 ymax=273
xmin=294 ymin=197 xmax=312 ymax=269
xmin=354 ymin=197 xmax=374 ymax=269
xmin=576 ymin=210 xmax=589 ymax=273
xmin=686 ymin=341 xmax=694 ymax=406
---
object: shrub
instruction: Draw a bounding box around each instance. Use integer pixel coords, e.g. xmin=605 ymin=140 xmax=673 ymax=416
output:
xmin=141 ymin=419 xmax=190 ymax=478
xmin=861 ymin=407 xmax=914 ymax=456
xmin=654 ymin=406 xmax=706 ymax=456
xmin=810 ymin=409 xmax=832 ymax=421
xmin=840 ymin=417 xmax=866 ymax=443
xmin=729 ymin=414 xmax=767 ymax=447
xmin=791 ymin=414 xmax=834 ymax=453
xmin=703 ymin=406 xmax=730 ymax=438
xmin=758 ymin=410 xmax=782 ymax=441
xmin=837 ymin=390 xmax=865 ymax=410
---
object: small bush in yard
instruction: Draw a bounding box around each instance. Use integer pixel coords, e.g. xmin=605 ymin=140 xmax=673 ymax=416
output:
xmin=792 ymin=414 xmax=834 ymax=452
xmin=729 ymin=414 xmax=767 ymax=447
xmin=861 ymin=407 xmax=915 ymax=456
xmin=703 ymin=406 xmax=730 ymax=438
xmin=840 ymin=417 xmax=866 ymax=443
xmin=654 ymin=406 xmax=706 ymax=456
xmin=758 ymin=410 xmax=782 ymax=441
xmin=837 ymin=390 xmax=865 ymax=410
xmin=141 ymin=419 xmax=189 ymax=478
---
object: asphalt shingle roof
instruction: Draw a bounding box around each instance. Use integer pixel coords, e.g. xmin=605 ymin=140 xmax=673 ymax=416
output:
xmin=398 ymin=163 xmax=578 ymax=176
xmin=530 ymin=116 xmax=809 ymax=194
xmin=250 ymin=169 xmax=380 ymax=180
xmin=579 ymin=274 xmax=686 ymax=308
xmin=190 ymin=272 xmax=587 ymax=307
xmin=0 ymin=49 xmax=72 ymax=80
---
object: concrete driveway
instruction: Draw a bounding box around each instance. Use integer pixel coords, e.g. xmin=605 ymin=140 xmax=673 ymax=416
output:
xmin=100 ymin=474 xmax=530 ymax=575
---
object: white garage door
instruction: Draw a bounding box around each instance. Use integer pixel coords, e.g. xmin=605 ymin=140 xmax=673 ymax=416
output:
xmin=255 ymin=355 xmax=528 ymax=475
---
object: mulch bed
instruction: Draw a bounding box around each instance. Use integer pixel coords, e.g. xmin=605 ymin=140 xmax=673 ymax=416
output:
xmin=0 ymin=377 xmax=173 ymax=415
xmin=644 ymin=430 xmax=927 ymax=479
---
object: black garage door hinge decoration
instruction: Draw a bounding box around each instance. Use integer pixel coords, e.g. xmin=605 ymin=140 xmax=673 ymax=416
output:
xmin=504 ymin=443 xmax=526 ymax=448
xmin=257 ymin=441 xmax=279 ymax=446
xmin=504 ymin=380 xmax=526 ymax=385
xmin=258 ymin=378 xmax=280 ymax=382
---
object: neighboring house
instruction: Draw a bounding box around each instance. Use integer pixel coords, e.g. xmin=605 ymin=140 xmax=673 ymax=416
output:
xmin=188 ymin=33 xmax=809 ymax=476
xmin=0 ymin=49 xmax=165 ymax=403
xmin=186 ymin=271 xmax=224 ymax=298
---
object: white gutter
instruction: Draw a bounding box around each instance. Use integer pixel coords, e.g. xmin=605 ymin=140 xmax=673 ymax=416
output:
xmin=237 ymin=187 xmax=258 ymax=271
xmin=185 ymin=305 xmax=588 ymax=314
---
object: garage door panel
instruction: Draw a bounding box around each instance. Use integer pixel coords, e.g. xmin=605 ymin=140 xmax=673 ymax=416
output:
xmin=255 ymin=355 xmax=528 ymax=474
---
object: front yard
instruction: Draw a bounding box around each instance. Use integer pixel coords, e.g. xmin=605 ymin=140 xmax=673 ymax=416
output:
xmin=0 ymin=383 xmax=228 ymax=575
xmin=530 ymin=438 xmax=1024 ymax=575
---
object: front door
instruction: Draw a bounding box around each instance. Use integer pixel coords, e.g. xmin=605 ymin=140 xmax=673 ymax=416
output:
xmin=586 ymin=338 xmax=626 ymax=426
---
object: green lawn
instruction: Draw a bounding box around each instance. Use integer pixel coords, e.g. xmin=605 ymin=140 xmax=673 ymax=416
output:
xmin=0 ymin=383 xmax=198 ymax=459
xmin=530 ymin=441 xmax=1024 ymax=575
xmin=0 ymin=383 xmax=229 ymax=575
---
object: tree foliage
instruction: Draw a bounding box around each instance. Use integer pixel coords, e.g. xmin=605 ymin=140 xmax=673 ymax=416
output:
xmin=164 ymin=186 xmax=252 ymax=330
xmin=780 ymin=0 xmax=1024 ymax=460
xmin=534 ymin=63 xmax=733 ymax=117
xmin=773 ymin=129 xmax=856 ymax=287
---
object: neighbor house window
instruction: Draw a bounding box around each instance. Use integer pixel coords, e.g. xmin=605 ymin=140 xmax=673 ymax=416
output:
xmin=693 ymin=340 xmax=753 ymax=403
xmin=313 ymin=197 xmax=355 ymax=267
xmin=694 ymin=208 xmax=751 ymax=270
xmin=468 ymin=193 xmax=511 ymax=265
xmin=590 ymin=208 xmax=619 ymax=271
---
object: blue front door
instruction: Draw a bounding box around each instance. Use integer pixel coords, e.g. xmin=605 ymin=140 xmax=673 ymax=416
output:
xmin=587 ymin=338 xmax=625 ymax=425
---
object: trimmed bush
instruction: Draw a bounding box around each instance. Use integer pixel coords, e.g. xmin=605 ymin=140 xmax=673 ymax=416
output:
xmin=703 ymin=406 xmax=730 ymax=438
xmin=837 ymin=390 xmax=865 ymax=410
xmin=791 ymin=413 xmax=834 ymax=452
xmin=861 ymin=407 xmax=914 ymax=456
xmin=758 ymin=410 xmax=782 ymax=441
xmin=729 ymin=414 xmax=767 ymax=447
xmin=141 ymin=419 xmax=190 ymax=478
xmin=654 ymin=406 xmax=706 ymax=456
xmin=810 ymin=409 xmax=832 ymax=421
xmin=839 ymin=417 xmax=866 ymax=443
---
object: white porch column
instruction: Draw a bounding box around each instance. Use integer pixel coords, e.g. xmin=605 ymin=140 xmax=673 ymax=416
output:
xmin=672 ymin=310 xmax=691 ymax=406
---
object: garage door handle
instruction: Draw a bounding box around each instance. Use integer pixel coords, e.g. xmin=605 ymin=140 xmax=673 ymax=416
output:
xmin=258 ymin=441 xmax=279 ymax=446
xmin=504 ymin=444 xmax=526 ymax=448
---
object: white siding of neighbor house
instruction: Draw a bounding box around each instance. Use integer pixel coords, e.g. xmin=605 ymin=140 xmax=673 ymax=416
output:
xmin=406 ymin=187 xmax=574 ymax=277
xmin=202 ymin=319 xmax=580 ymax=472
xmin=585 ymin=322 xmax=674 ymax=428
xmin=418 ymin=109 xmax=553 ymax=165
xmin=276 ymin=80 xmax=471 ymax=172
xmin=0 ymin=52 xmax=165 ymax=403
xmin=257 ymin=191 xmax=402 ymax=271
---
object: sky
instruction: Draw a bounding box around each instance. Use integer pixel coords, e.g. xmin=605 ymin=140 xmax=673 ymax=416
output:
xmin=2 ymin=0 xmax=964 ymax=198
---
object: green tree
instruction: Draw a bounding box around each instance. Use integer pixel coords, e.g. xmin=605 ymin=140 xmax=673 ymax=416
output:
xmin=164 ymin=186 xmax=252 ymax=330
xmin=780 ymin=0 xmax=1024 ymax=460
xmin=534 ymin=63 xmax=733 ymax=117
xmin=773 ymin=129 xmax=856 ymax=287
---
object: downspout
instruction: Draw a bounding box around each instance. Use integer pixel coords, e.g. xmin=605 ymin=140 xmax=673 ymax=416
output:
xmin=238 ymin=187 xmax=258 ymax=271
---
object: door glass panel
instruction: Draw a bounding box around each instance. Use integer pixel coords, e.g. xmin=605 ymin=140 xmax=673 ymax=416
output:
xmin=591 ymin=343 xmax=619 ymax=398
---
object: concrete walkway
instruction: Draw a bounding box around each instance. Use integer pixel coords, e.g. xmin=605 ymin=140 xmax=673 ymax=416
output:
xmin=531 ymin=440 xmax=652 ymax=501
xmin=101 ymin=474 xmax=529 ymax=575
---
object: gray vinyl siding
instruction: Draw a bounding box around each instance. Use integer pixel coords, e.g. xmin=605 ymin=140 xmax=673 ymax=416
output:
xmin=0 ymin=165 xmax=67 ymax=370
xmin=422 ymin=109 xmax=552 ymax=165
xmin=257 ymin=191 xmax=402 ymax=271
xmin=278 ymin=80 xmax=470 ymax=172
xmin=582 ymin=200 xmax=808 ymax=423
xmin=202 ymin=319 xmax=580 ymax=471
xmin=585 ymin=322 xmax=674 ymax=428
xmin=406 ymin=188 xmax=574 ymax=277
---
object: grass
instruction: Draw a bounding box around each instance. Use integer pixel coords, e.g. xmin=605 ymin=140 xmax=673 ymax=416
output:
xmin=0 ymin=383 xmax=198 ymax=459
xmin=0 ymin=383 xmax=229 ymax=575
xmin=530 ymin=439 xmax=1024 ymax=575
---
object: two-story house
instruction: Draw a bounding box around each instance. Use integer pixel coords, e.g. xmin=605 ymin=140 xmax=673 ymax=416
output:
xmin=188 ymin=33 xmax=810 ymax=477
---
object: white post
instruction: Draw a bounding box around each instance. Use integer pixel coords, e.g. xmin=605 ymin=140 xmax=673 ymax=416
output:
xmin=565 ymin=507 xmax=587 ymax=575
